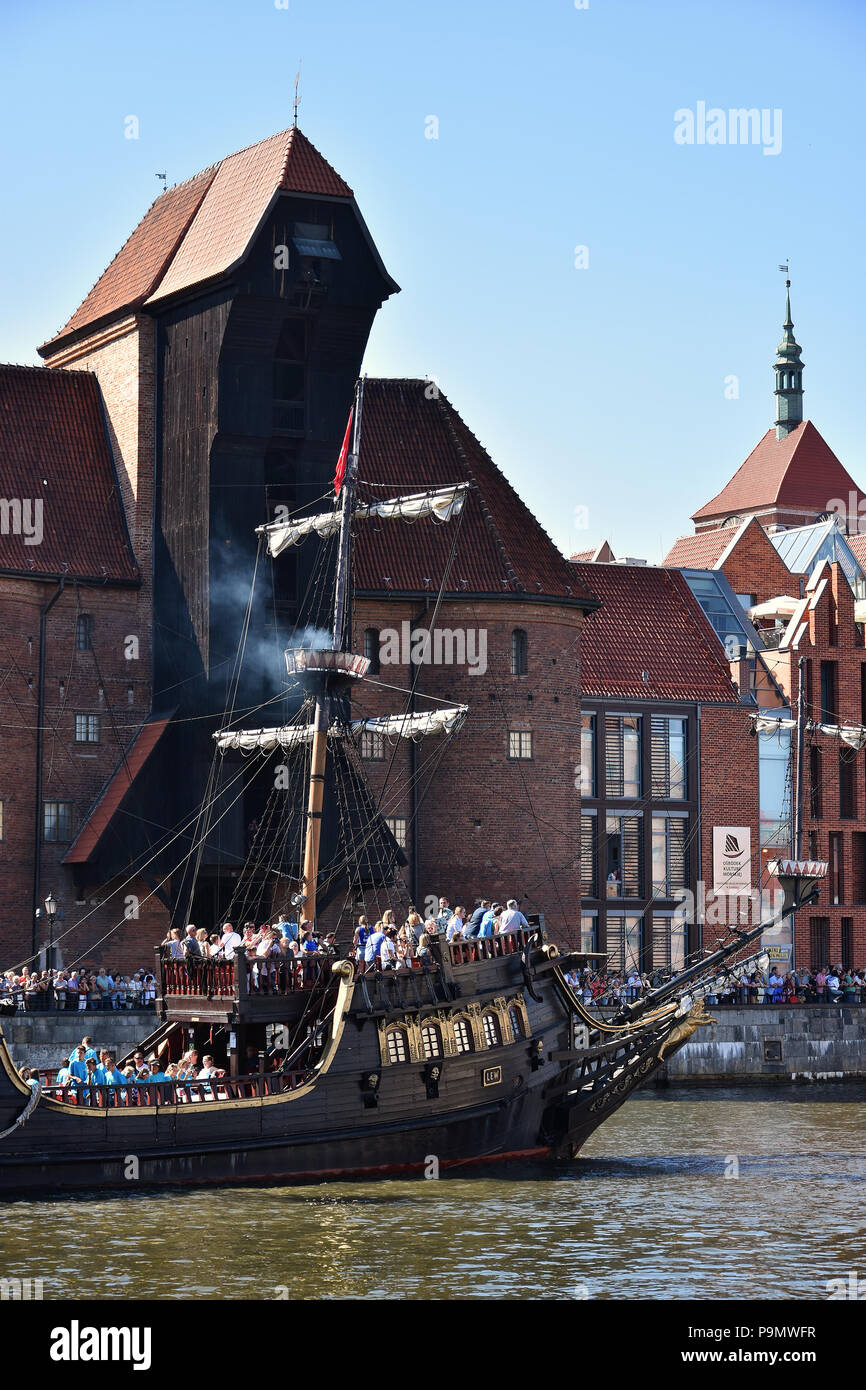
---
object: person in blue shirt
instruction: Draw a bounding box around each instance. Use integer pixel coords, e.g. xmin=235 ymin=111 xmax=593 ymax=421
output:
xmin=55 ymin=1056 xmax=71 ymax=1086
xmin=276 ymin=916 xmax=299 ymax=944
xmin=479 ymin=904 xmax=500 ymax=938
xmin=68 ymin=1045 xmax=89 ymax=1083
xmin=464 ymin=901 xmax=489 ymax=939
xmin=95 ymin=1054 xmax=125 ymax=1086
xmin=81 ymin=1037 xmax=100 ymax=1062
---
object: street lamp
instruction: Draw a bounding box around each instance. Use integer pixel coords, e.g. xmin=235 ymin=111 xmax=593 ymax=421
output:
xmin=44 ymin=893 xmax=57 ymax=970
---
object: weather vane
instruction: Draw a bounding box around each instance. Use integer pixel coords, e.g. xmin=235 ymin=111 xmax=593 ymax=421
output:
xmin=293 ymin=61 xmax=302 ymax=126
xmin=778 ymin=260 xmax=790 ymax=286
xmin=156 ymin=172 xmax=167 ymax=194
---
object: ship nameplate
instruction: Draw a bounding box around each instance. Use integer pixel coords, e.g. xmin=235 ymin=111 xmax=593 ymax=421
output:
xmin=482 ymin=1065 xmax=502 ymax=1087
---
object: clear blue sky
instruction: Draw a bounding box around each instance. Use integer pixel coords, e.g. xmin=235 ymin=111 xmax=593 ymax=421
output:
xmin=2 ymin=0 xmax=864 ymax=561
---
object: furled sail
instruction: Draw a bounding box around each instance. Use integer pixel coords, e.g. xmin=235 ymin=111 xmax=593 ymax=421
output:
xmin=214 ymin=705 xmax=469 ymax=753
xmin=258 ymin=483 xmax=470 ymax=558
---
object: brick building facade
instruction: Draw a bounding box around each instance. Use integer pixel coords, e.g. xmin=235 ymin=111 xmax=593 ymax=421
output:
xmin=662 ymin=285 xmax=866 ymax=970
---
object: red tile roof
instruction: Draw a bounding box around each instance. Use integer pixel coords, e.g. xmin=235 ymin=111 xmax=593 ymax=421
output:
xmin=571 ymin=562 xmax=739 ymax=701
xmin=663 ymin=529 xmax=735 ymax=568
xmin=0 ymin=365 xmax=138 ymax=582
xmin=40 ymin=127 xmax=353 ymax=353
xmin=63 ymin=719 xmax=171 ymax=865
xmin=847 ymin=533 xmax=866 ymax=568
xmin=692 ymin=422 xmax=864 ymax=523
xmin=353 ymin=380 xmax=597 ymax=605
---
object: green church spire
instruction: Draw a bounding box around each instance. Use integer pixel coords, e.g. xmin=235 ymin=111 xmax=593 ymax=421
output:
xmin=774 ymin=279 xmax=804 ymax=440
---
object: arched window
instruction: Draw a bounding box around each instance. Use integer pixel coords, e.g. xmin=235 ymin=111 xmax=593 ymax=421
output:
xmin=482 ymin=1012 xmax=501 ymax=1049
xmin=76 ymin=614 xmax=94 ymax=651
xmin=508 ymin=1006 xmax=524 ymax=1040
xmin=364 ymin=627 xmax=381 ymax=675
xmin=420 ymin=1022 xmax=443 ymax=1059
xmin=511 ymin=628 xmax=528 ymax=676
xmin=453 ymin=1017 xmax=474 ymax=1053
xmin=385 ymin=1027 xmax=409 ymax=1064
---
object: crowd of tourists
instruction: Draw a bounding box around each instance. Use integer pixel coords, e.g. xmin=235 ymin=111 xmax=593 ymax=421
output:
xmin=560 ymin=963 xmax=866 ymax=1007
xmin=161 ymin=895 xmax=533 ymax=981
xmin=0 ymin=967 xmax=158 ymax=1013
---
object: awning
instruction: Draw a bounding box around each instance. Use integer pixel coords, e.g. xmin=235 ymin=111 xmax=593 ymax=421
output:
xmin=63 ymin=718 xmax=171 ymax=865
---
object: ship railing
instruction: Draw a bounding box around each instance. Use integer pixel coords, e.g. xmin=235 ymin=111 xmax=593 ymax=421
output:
xmin=159 ymin=951 xmax=331 ymax=1002
xmin=161 ymin=957 xmax=235 ymax=997
xmin=449 ymin=927 xmax=535 ymax=966
xmin=43 ymin=1070 xmax=310 ymax=1108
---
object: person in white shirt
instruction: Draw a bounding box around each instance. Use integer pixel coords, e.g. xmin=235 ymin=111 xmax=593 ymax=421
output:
xmin=446 ymin=907 xmax=466 ymax=940
xmin=380 ymin=929 xmax=398 ymax=970
xmin=498 ymin=899 xmax=529 ymax=933
xmin=220 ymin=922 xmax=243 ymax=959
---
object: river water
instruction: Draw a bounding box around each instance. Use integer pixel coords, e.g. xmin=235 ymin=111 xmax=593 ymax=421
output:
xmin=1 ymin=1087 xmax=863 ymax=1301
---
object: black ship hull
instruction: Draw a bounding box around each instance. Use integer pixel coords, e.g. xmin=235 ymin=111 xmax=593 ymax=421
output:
xmin=0 ymin=941 xmax=692 ymax=1197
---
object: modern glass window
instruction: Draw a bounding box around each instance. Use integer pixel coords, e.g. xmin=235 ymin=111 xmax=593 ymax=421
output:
xmin=580 ymin=814 xmax=597 ymax=898
xmin=605 ymin=715 xmax=641 ymax=799
xmin=385 ymin=1028 xmax=409 ymax=1064
xmin=452 ymin=1017 xmax=474 ymax=1053
xmin=386 ymin=816 xmax=407 ymax=849
xmin=580 ymin=912 xmax=598 ymax=956
xmin=74 ymin=714 xmax=100 ymax=744
xmin=361 ymin=730 xmax=385 ymax=760
xmin=482 ymin=1012 xmax=501 ymax=1048
xmin=511 ymin=628 xmax=528 ymax=676
xmin=758 ymin=725 xmax=792 ymax=845
xmin=607 ymin=915 xmax=644 ymax=973
xmin=809 ymin=917 xmax=830 ymax=971
xmin=508 ymin=731 xmax=533 ymax=760
xmin=829 ymin=832 xmax=844 ymax=905
xmin=75 ymin=614 xmax=93 ymax=651
xmin=363 ymin=627 xmax=381 ymax=675
xmin=652 ymin=915 xmax=687 ymax=972
xmin=43 ymin=801 xmax=73 ymax=843
xmin=421 ymin=1023 xmax=443 ymax=1059
xmin=580 ymin=713 xmax=596 ymax=797
xmin=820 ymin=661 xmax=838 ymax=722
xmin=651 ymin=815 xmax=688 ymax=898
xmin=605 ymin=814 xmax=642 ymax=897
xmin=650 ymin=717 xmax=686 ymax=799
xmin=839 ymin=750 xmax=857 ymax=819
xmin=809 ymin=745 xmax=822 ymax=820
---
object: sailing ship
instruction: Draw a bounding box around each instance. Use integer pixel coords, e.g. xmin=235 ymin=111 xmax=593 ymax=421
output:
xmin=0 ymin=381 xmax=829 ymax=1194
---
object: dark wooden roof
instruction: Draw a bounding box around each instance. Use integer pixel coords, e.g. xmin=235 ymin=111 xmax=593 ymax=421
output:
xmin=40 ymin=128 xmax=354 ymax=354
xmin=354 ymin=379 xmax=597 ymax=606
xmin=0 ymin=365 xmax=138 ymax=583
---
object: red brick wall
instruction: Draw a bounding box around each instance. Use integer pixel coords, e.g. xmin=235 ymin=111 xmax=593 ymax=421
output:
xmin=0 ymin=578 xmax=168 ymax=975
xmin=717 ymin=519 xmax=801 ymax=607
xmin=699 ymin=702 xmax=762 ymax=950
xmin=346 ymin=597 xmax=585 ymax=944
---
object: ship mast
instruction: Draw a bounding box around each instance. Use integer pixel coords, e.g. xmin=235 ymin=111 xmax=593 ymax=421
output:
xmin=300 ymin=380 xmax=363 ymax=924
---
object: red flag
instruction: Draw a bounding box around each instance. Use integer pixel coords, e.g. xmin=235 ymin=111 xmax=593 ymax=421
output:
xmin=333 ymin=408 xmax=353 ymax=495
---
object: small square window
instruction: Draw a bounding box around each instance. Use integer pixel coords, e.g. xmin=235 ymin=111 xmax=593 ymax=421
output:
xmin=361 ymin=730 xmax=385 ymax=760
xmin=386 ymin=816 xmax=407 ymax=848
xmin=74 ymin=714 xmax=100 ymax=744
xmin=43 ymin=801 xmax=73 ymax=843
xmin=508 ymin=731 xmax=533 ymax=760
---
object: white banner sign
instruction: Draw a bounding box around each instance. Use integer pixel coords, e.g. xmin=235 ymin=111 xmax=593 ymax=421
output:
xmin=713 ymin=826 xmax=752 ymax=894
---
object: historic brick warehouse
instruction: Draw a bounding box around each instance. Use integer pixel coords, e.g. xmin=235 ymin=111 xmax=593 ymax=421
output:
xmin=0 ymin=125 xmax=604 ymax=972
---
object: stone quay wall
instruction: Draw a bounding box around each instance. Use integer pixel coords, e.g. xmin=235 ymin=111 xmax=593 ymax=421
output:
xmin=0 ymin=1011 xmax=156 ymax=1070
xmin=658 ymin=1005 xmax=866 ymax=1083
